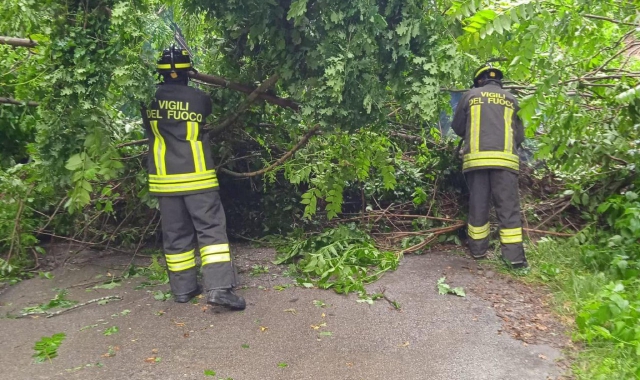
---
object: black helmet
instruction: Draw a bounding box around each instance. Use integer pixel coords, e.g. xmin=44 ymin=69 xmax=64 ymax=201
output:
xmin=156 ymin=45 xmax=192 ymax=77
xmin=473 ymin=63 xmax=503 ymax=87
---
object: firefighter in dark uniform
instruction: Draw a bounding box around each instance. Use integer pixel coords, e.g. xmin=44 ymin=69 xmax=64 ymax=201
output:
xmin=451 ymin=64 xmax=528 ymax=269
xmin=141 ymin=46 xmax=246 ymax=309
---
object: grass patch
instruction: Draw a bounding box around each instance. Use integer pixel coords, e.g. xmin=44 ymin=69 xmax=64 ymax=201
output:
xmin=524 ymin=237 xmax=640 ymax=379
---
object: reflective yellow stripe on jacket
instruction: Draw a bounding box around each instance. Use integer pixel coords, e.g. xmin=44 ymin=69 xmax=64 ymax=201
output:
xmin=148 ymin=120 xmax=217 ymax=195
xmin=149 ymin=178 xmax=219 ymax=193
xmin=504 ymin=107 xmax=514 ymax=153
xmin=149 ymin=170 xmax=217 ymax=184
xmin=186 ymin=121 xmax=206 ymax=173
xmin=469 ymin=105 xmax=481 ymax=153
xmin=150 ymin=120 xmax=166 ymax=175
xmin=463 ymin=151 xmax=519 ymax=172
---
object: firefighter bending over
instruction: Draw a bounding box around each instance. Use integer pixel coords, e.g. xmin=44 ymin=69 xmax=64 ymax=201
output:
xmin=451 ymin=64 xmax=528 ymax=269
xmin=141 ymin=46 xmax=246 ymax=309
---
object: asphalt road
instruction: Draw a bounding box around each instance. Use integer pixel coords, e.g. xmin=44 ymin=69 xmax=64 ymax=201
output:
xmin=0 ymin=245 xmax=563 ymax=380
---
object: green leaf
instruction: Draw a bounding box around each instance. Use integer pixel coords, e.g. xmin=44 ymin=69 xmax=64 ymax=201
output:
xmin=287 ymin=0 xmax=308 ymax=20
xmin=493 ymin=17 xmax=503 ymax=34
xmin=371 ymin=14 xmax=387 ymax=28
xmin=204 ymin=369 xmax=216 ymax=376
xmin=510 ymin=9 xmax=520 ymax=24
xmin=93 ymin=281 xmax=121 ymax=290
xmin=33 ymin=333 xmax=66 ymax=363
xmin=475 ymin=9 xmax=497 ymax=21
xmin=500 ymin=15 xmax=511 ymax=31
xmin=65 ymin=154 xmax=84 ymax=171
xmin=103 ymin=326 xmax=119 ymax=336
xmin=597 ymin=203 xmax=611 ymax=214
xmin=437 ymin=277 xmax=465 ymax=297
xmin=154 ymin=290 xmax=171 ymax=301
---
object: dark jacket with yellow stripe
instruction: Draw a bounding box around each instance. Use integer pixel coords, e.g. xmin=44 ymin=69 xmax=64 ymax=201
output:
xmin=141 ymin=83 xmax=218 ymax=196
xmin=451 ymin=80 xmax=525 ymax=173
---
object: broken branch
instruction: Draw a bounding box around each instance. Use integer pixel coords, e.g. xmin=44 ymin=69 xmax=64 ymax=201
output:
xmin=188 ymin=71 xmax=300 ymax=111
xmin=219 ymin=125 xmax=321 ymax=178
xmin=0 ymin=36 xmax=38 ymax=48
xmin=0 ymin=97 xmax=39 ymax=107
xmin=583 ymin=14 xmax=640 ymax=27
xmin=207 ymin=73 xmax=280 ymax=135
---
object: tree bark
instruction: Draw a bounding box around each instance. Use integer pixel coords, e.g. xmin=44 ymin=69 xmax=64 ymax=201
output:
xmin=0 ymin=36 xmax=38 ymax=48
xmin=0 ymin=97 xmax=39 ymax=107
xmin=206 ymin=73 xmax=280 ymax=135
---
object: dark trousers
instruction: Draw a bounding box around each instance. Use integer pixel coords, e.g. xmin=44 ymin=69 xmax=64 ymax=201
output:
xmin=466 ymin=169 xmax=526 ymax=264
xmin=158 ymin=190 xmax=238 ymax=295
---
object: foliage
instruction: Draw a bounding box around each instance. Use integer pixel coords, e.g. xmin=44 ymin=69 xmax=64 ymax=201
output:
xmin=153 ymin=290 xmax=172 ymax=301
xmin=0 ymin=258 xmax=20 ymax=285
xmin=21 ymin=290 xmax=77 ymax=315
xmin=528 ymin=238 xmax=640 ymax=379
xmin=285 ymin=131 xmax=399 ymax=219
xmin=249 ymin=265 xmax=270 ymax=276
xmin=1 ymin=0 xmax=640 ymax=376
xmin=33 ymin=333 xmax=66 ymax=363
xmin=276 ymin=225 xmax=400 ymax=294
xmin=436 ymin=276 xmax=466 ymax=297
xmin=184 ymin=0 xmax=462 ymax=126
xmin=103 ymin=326 xmax=120 ymax=336
xmin=129 ymin=254 xmax=170 ymax=285
xmin=449 ymin=2 xmax=640 ymax=373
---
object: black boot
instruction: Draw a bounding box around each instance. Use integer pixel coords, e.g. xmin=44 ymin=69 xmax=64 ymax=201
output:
xmin=174 ymin=285 xmax=201 ymax=303
xmin=470 ymin=251 xmax=488 ymax=260
xmin=207 ymin=289 xmax=246 ymax=310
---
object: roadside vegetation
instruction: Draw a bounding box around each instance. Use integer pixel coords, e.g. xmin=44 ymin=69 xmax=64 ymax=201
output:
xmin=1 ymin=0 xmax=638 ymax=377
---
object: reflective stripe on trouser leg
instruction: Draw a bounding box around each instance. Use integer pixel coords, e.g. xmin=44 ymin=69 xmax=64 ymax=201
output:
xmin=489 ymin=170 xmax=526 ymax=264
xmin=166 ymin=250 xmax=196 ymax=272
xmin=183 ymin=190 xmax=238 ymax=290
xmin=468 ymin=223 xmax=490 ymax=240
xmin=466 ymin=170 xmax=491 ymax=256
xmin=158 ymin=195 xmax=199 ymax=296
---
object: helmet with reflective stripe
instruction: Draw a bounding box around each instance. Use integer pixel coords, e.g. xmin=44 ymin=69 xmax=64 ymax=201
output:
xmin=156 ymin=45 xmax=192 ymax=76
xmin=473 ymin=63 xmax=503 ymax=88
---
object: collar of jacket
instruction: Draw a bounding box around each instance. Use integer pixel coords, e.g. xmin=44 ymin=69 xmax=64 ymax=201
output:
xmin=161 ymin=76 xmax=189 ymax=86
xmin=481 ymin=79 xmax=503 ymax=88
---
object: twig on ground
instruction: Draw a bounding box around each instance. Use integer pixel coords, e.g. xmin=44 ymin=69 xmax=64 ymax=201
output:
xmin=17 ymin=296 xmax=122 ymax=319
xmin=45 ymin=296 xmax=122 ymax=318
xmin=523 ymin=228 xmax=574 ymax=237
xmin=398 ymin=223 xmax=465 ymax=254
xmin=378 ymin=286 xmax=402 ymax=310
xmin=373 ymin=203 xmax=395 ymax=224
xmin=534 ymin=201 xmax=572 ymax=230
